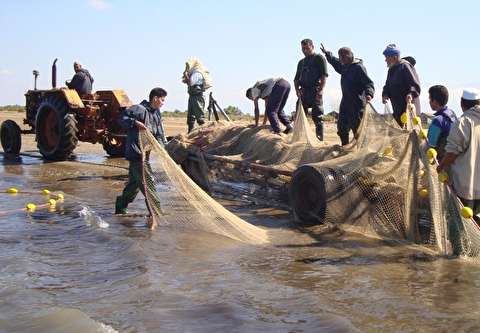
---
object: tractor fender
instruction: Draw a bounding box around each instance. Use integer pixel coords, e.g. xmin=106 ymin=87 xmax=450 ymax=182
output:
xmin=96 ymin=89 xmax=132 ymax=108
xmin=44 ymin=89 xmax=84 ymax=109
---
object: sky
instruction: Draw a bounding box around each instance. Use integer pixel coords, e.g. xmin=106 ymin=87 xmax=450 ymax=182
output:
xmin=1 ymin=0 xmax=479 ymax=116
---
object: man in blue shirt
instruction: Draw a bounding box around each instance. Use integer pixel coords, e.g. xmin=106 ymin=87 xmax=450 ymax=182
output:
xmin=427 ymin=85 xmax=456 ymax=160
xmin=115 ymin=88 xmax=167 ymax=229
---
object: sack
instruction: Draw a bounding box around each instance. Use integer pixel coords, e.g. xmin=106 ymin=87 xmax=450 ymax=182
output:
xmin=202 ymin=70 xmax=213 ymax=90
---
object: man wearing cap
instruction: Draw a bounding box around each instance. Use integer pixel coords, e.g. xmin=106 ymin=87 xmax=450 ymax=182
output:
xmin=438 ymin=88 xmax=480 ymax=220
xmin=294 ymin=39 xmax=328 ymax=141
xmin=320 ymin=44 xmax=375 ymax=145
xmin=381 ymin=44 xmax=421 ymax=126
xmin=66 ymin=62 xmax=94 ymax=95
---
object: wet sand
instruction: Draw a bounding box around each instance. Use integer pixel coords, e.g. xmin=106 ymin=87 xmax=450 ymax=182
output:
xmin=0 ymin=111 xmax=479 ymax=333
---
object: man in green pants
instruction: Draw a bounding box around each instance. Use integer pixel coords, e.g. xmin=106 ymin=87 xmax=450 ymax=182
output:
xmin=115 ymin=88 xmax=167 ymax=229
xmin=182 ymin=58 xmax=212 ymax=133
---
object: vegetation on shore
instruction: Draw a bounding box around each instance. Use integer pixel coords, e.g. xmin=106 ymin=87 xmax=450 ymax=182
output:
xmin=0 ymin=105 xmax=24 ymax=112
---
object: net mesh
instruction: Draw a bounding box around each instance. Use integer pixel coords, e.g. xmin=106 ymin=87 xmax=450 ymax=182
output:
xmin=140 ymin=102 xmax=480 ymax=258
xmin=138 ymin=130 xmax=268 ymax=244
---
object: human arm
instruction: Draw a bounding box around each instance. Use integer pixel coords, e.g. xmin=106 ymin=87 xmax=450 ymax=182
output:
xmin=427 ymin=122 xmax=442 ymax=147
xmin=316 ymin=76 xmax=327 ymax=101
xmin=403 ymin=63 xmax=421 ymax=102
xmin=358 ymin=64 xmax=375 ymax=102
xmin=437 ymin=152 xmax=458 ymax=172
xmin=254 ymin=99 xmax=260 ymax=126
xmin=315 ymin=55 xmax=328 ymax=100
xmin=156 ymin=113 xmax=167 ymax=144
xmin=437 ymin=118 xmax=469 ymax=171
xmin=67 ymin=73 xmax=82 ymax=90
xmin=294 ymin=60 xmax=303 ymax=98
xmin=119 ymin=105 xmax=147 ymax=130
xmin=262 ymin=98 xmax=269 ymax=125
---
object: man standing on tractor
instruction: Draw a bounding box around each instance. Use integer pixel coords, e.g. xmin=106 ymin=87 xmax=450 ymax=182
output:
xmin=66 ymin=61 xmax=94 ymax=95
xmin=182 ymin=58 xmax=212 ymax=133
xmin=115 ymin=87 xmax=167 ymax=230
xmin=294 ymin=38 xmax=328 ymax=141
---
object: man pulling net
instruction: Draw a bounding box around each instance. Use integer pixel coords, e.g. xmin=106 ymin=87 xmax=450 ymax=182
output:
xmin=115 ymin=88 xmax=167 ymax=230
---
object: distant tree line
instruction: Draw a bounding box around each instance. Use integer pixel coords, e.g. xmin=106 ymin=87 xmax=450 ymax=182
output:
xmin=162 ymin=105 xmax=252 ymax=120
xmin=0 ymin=105 xmax=24 ymax=112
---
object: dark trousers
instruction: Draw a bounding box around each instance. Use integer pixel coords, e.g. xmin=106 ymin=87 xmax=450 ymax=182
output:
xmin=187 ymin=93 xmax=206 ymax=133
xmin=266 ymin=79 xmax=292 ymax=133
xmin=115 ymin=160 xmax=161 ymax=215
xmin=300 ymin=87 xmax=324 ymax=140
xmin=337 ymin=101 xmax=364 ymax=146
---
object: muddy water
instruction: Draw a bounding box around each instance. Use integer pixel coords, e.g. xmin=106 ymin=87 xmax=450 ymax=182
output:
xmin=0 ymin=152 xmax=479 ymax=333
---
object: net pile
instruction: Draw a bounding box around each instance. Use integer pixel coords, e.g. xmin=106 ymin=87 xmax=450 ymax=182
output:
xmin=142 ymin=102 xmax=480 ymax=258
xmin=138 ymin=130 xmax=268 ymax=244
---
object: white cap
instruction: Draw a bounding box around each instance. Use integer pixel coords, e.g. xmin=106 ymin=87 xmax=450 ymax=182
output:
xmin=462 ymin=88 xmax=480 ymax=101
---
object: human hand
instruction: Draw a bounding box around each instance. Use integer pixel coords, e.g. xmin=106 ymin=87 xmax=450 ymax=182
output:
xmin=366 ymin=95 xmax=372 ymax=102
xmin=382 ymin=95 xmax=389 ymax=104
xmin=135 ymin=121 xmax=147 ymax=131
xmin=406 ymin=94 xmax=413 ymax=103
xmin=296 ymin=89 xmax=303 ymax=98
xmin=320 ymin=43 xmax=327 ymax=54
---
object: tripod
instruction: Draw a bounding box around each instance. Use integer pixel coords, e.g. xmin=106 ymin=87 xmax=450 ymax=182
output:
xmin=207 ymin=92 xmax=231 ymax=122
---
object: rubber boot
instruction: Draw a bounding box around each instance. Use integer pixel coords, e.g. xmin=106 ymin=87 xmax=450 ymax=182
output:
xmin=187 ymin=122 xmax=194 ymax=134
xmin=115 ymin=196 xmax=128 ymax=215
xmin=315 ymin=122 xmax=324 ymax=141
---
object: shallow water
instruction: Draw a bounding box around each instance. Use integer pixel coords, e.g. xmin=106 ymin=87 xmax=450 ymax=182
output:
xmin=0 ymin=152 xmax=479 ymax=333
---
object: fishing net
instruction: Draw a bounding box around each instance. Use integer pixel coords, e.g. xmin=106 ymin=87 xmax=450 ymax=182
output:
xmin=138 ymin=99 xmax=480 ymax=258
xmin=138 ymin=130 xmax=268 ymax=244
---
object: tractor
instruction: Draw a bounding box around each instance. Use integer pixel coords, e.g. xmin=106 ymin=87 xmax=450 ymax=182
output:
xmin=0 ymin=59 xmax=132 ymax=160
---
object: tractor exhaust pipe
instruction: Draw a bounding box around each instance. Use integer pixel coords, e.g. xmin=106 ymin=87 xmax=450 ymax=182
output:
xmin=52 ymin=58 xmax=58 ymax=89
xmin=32 ymin=70 xmax=39 ymax=90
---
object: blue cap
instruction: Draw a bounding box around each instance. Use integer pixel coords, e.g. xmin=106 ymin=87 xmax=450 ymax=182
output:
xmin=383 ymin=44 xmax=400 ymax=57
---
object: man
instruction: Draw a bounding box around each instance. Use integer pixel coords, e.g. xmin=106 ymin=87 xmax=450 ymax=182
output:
xmin=438 ymin=89 xmax=480 ymax=221
xmin=115 ymin=88 xmax=167 ymax=229
xmin=66 ymin=61 xmax=94 ymax=95
xmin=294 ymin=39 xmax=328 ymax=141
xmin=246 ymin=78 xmax=293 ymax=134
xmin=427 ymin=85 xmax=457 ymax=161
xmin=381 ymin=44 xmax=421 ymax=127
xmin=182 ymin=58 xmax=212 ymax=133
xmin=320 ymin=44 xmax=375 ymax=145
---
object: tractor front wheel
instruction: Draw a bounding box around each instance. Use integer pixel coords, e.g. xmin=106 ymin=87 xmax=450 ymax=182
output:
xmin=0 ymin=120 xmax=22 ymax=155
xmin=36 ymin=95 xmax=78 ymax=160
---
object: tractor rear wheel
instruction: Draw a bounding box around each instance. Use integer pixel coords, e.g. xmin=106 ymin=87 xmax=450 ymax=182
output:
xmin=36 ymin=95 xmax=78 ymax=160
xmin=0 ymin=120 xmax=22 ymax=155
xmin=102 ymin=136 xmax=126 ymax=157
